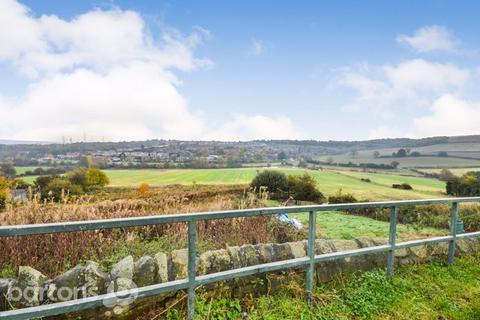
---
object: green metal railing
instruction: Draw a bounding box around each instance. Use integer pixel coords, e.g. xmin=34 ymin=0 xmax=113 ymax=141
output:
xmin=1 ymin=197 xmax=480 ymax=319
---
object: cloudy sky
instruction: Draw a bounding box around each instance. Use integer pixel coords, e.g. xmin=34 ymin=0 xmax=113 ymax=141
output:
xmin=1 ymin=0 xmax=480 ymax=142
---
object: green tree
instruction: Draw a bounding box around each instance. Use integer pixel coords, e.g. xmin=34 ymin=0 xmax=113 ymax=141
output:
xmin=0 ymin=162 xmax=16 ymax=178
xmin=438 ymin=169 xmax=455 ymax=182
xmin=34 ymin=175 xmax=59 ymax=190
xmin=395 ymin=149 xmax=407 ymax=157
xmin=67 ymin=168 xmax=88 ymax=190
xmin=79 ymin=156 xmax=94 ymax=168
xmin=287 ymin=174 xmax=325 ymax=202
xmin=250 ymin=170 xmax=288 ymax=196
xmin=390 ymin=161 xmax=400 ymax=169
xmin=277 ymin=151 xmax=287 ymax=161
xmin=86 ymin=168 xmax=109 ymax=188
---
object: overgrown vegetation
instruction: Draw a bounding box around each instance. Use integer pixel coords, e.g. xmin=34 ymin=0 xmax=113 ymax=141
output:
xmin=250 ymin=170 xmax=325 ymax=202
xmin=33 ymin=167 xmax=109 ymax=201
xmin=446 ymin=171 xmax=480 ymax=196
xmin=327 ymin=189 xmax=358 ymax=204
xmin=0 ymin=185 xmax=274 ymax=277
xmin=151 ymin=254 xmax=480 ymax=320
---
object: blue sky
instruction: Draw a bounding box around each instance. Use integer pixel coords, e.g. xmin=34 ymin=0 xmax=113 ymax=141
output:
xmin=1 ymin=0 xmax=480 ymax=142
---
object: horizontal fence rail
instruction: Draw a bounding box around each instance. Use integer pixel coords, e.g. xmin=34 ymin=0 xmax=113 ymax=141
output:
xmin=1 ymin=197 xmax=480 ymax=319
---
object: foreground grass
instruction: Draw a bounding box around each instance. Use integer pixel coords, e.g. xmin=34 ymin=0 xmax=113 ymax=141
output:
xmin=162 ymin=255 xmax=480 ymax=319
xmin=104 ymin=167 xmax=445 ymax=200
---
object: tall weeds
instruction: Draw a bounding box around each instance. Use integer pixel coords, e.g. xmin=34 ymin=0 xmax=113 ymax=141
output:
xmin=0 ymin=185 xmax=273 ymax=277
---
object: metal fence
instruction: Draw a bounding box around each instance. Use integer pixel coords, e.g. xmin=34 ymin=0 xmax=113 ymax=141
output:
xmin=1 ymin=197 xmax=480 ymax=319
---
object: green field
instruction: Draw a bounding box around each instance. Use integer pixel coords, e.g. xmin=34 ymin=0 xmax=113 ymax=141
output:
xmin=290 ymin=210 xmax=446 ymax=240
xmin=104 ymin=168 xmax=446 ymax=200
xmin=337 ymin=170 xmax=444 ymax=192
xmin=14 ymin=166 xmax=51 ymax=175
xmin=318 ymin=154 xmax=480 ymax=168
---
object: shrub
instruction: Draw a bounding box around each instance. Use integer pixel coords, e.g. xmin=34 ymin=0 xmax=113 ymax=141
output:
xmin=287 ymin=174 xmax=325 ymax=202
xmin=328 ymin=189 xmax=358 ymax=204
xmin=34 ymin=175 xmax=59 ymax=190
xmin=86 ymin=168 xmax=110 ymax=188
xmin=138 ymin=183 xmax=150 ymax=195
xmin=0 ymin=175 xmax=11 ymax=210
xmin=42 ymin=178 xmax=83 ymax=201
xmin=0 ymin=162 xmax=16 ymax=178
xmin=250 ymin=170 xmax=288 ymax=198
xmin=446 ymin=172 xmax=480 ymax=196
xmin=13 ymin=179 xmax=32 ymax=189
xmin=438 ymin=169 xmax=456 ymax=182
xmin=392 ymin=183 xmax=413 ymax=190
xmin=67 ymin=168 xmax=88 ymax=190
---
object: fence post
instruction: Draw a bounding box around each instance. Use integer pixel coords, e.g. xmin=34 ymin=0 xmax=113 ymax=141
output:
xmin=306 ymin=210 xmax=316 ymax=305
xmin=386 ymin=206 xmax=398 ymax=279
xmin=448 ymin=202 xmax=459 ymax=265
xmin=187 ymin=221 xmax=197 ymax=320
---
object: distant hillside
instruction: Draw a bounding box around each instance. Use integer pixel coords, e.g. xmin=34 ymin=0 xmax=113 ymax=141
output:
xmin=0 ymin=139 xmax=50 ymax=145
xmin=1 ymin=135 xmax=480 ymax=163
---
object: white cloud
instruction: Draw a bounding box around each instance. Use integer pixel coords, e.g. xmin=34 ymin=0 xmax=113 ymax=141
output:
xmin=204 ymin=115 xmax=301 ymax=141
xmin=0 ymin=0 xmax=295 ymax=142
xmin=0 ymin=63 xmax=206 ymax=141
xmin=248 ymin=39 xmax=267 ymax=57
xmin=412 ymin=94 xmax=480 ymax=137
xmin=337 ymin=59 xmax=470 ymax=112
xmin=396 ymin=25 xmax=459 ymax=53
xmin=384 ymin=59 xmax=468 ymax=92
xmin=0 ymin=0 xmax=213 ymax=77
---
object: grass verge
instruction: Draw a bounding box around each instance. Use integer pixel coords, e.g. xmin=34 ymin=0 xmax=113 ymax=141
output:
xmin=159 ymin=254 xmax=480 ymax=319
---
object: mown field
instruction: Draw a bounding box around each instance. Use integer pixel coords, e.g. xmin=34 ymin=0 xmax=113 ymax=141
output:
xmin=103 ymin=168 xmax=446 ymax=200
xmin=318 ymin=154 xmax=480 ymax=168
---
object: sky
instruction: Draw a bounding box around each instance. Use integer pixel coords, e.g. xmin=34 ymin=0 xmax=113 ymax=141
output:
xmin=1 ymin=0 xmax=480 ymax=142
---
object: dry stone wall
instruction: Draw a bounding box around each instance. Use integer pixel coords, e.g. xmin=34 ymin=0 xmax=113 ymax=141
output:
xmin=0 ymin=237 xmax=479 ymax=318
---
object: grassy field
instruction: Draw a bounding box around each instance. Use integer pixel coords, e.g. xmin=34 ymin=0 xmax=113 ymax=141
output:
xmin=318 ymin=154 xmax=480 ymax=168
xmin=421 ymin=167 xmax=480 ymax=176
xmin=290 ymin=210 xmax=446 ymax=240
xmin=104 ymin=168 xmax=446 ymax=200
xmin=14 ymin=166 xmax=51 ymax=175
xmin=337 ymin=170 xmax=444 ymax=192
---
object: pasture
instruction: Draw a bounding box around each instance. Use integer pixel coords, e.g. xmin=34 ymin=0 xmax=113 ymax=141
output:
xmin=103 ymin=168 xmax=446 ymax=200
xmin=421 ymin=167 xmax=480 ymax=176
xmin=14 ymin=166 xmax=51 ymax=175
xmin=317 ymin=154 xmax=480 ymax=168
xmin=290 ymin=210 xmax=446 ymax=240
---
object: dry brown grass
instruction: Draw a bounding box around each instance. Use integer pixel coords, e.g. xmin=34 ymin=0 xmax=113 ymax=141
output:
xmin=0 ymin=185 xmax=274 ymax=277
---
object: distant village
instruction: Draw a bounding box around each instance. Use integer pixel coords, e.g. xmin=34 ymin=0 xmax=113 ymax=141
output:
xmin=1 ymin=141 xmax=320 ymax=169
